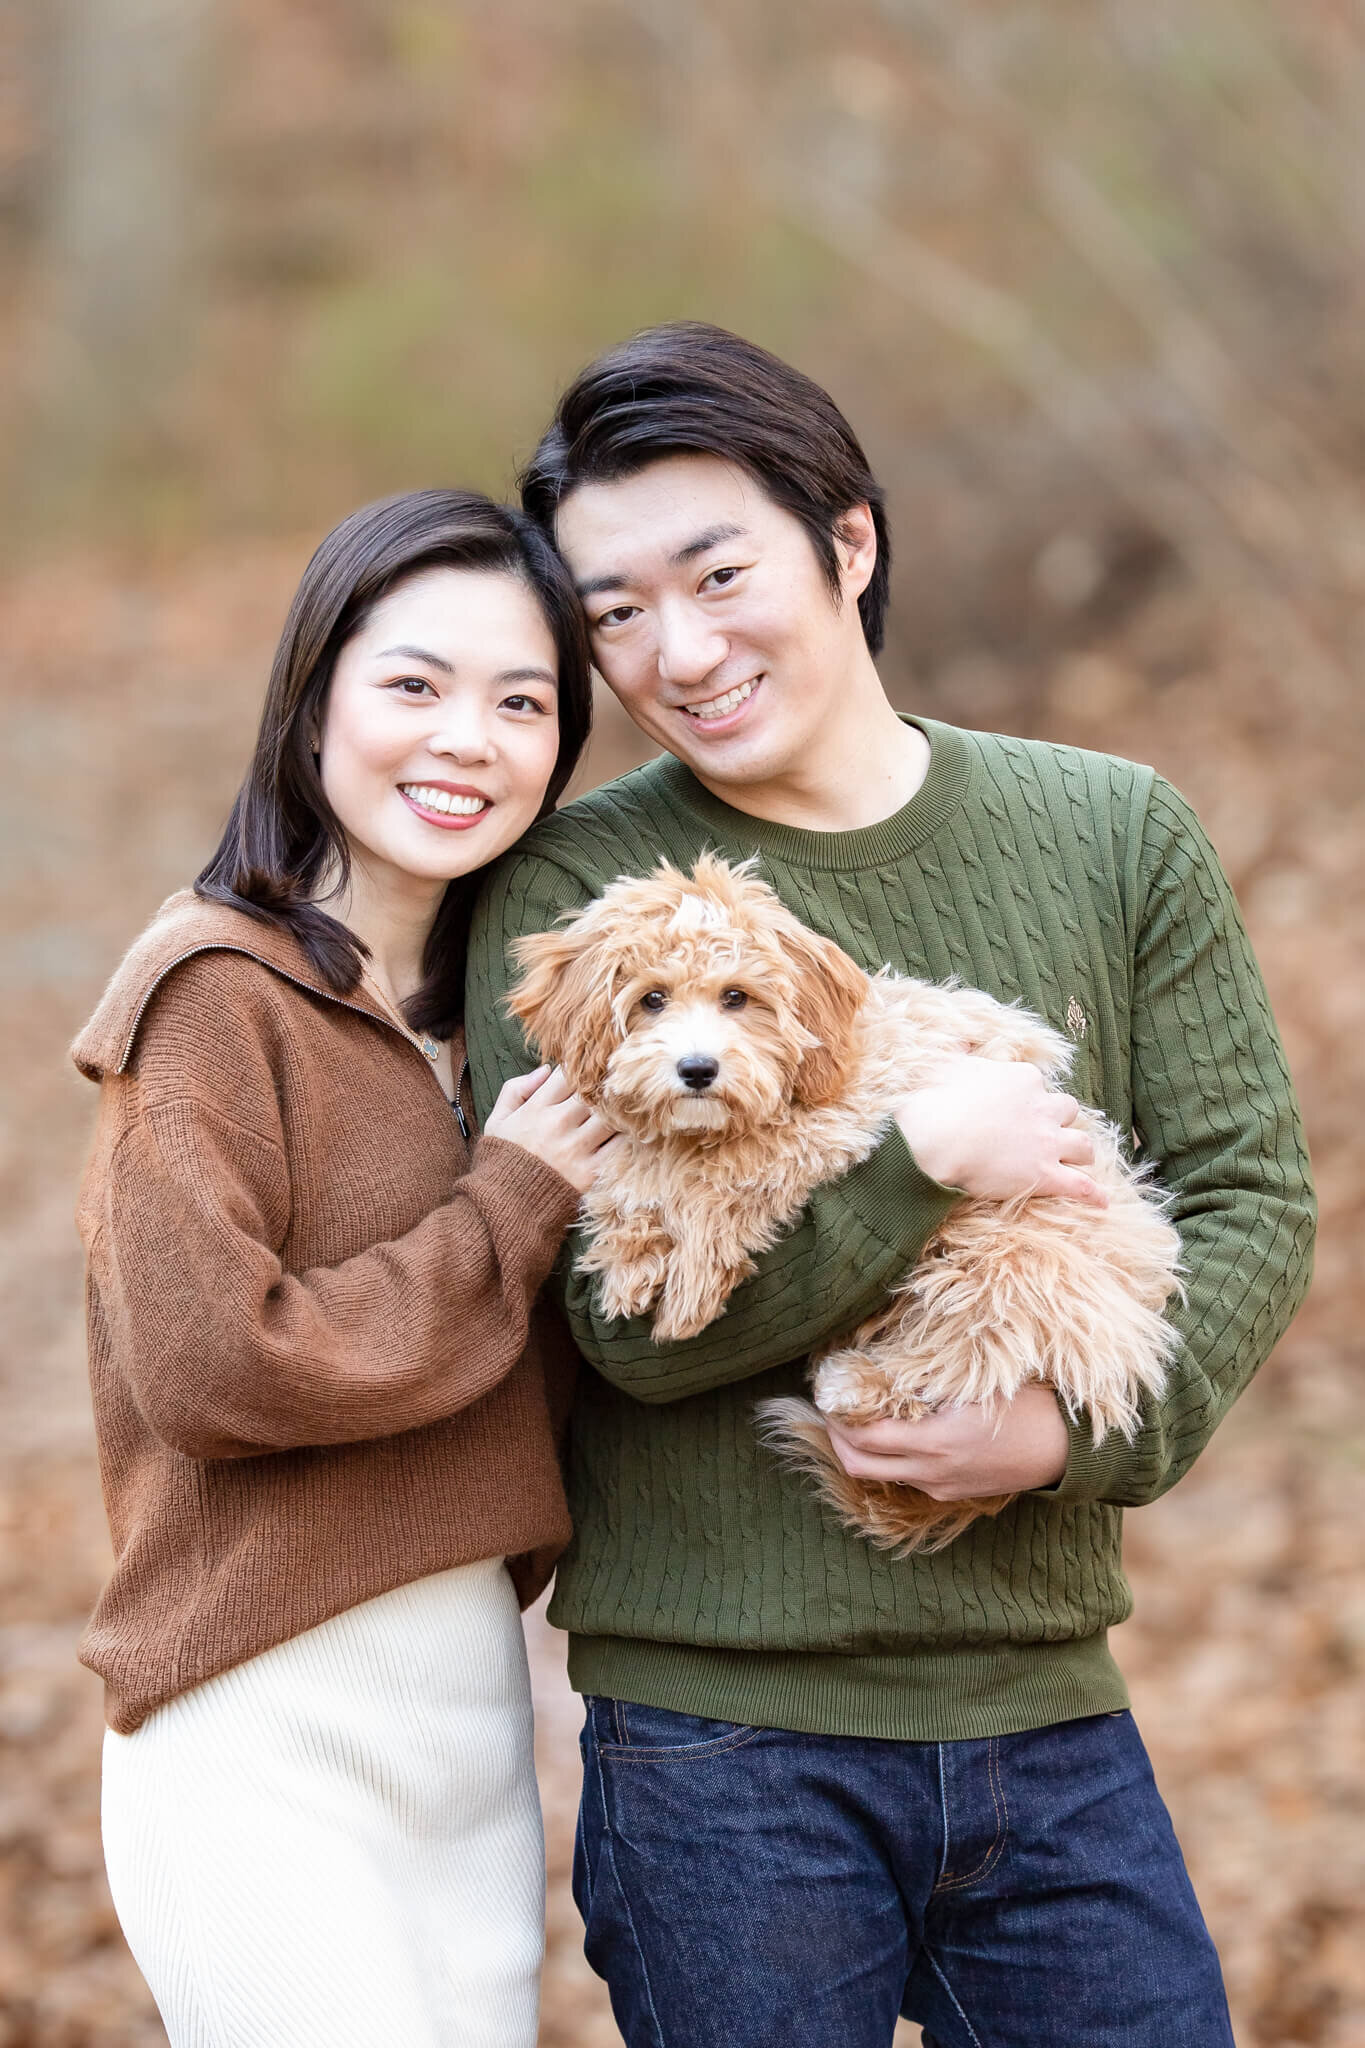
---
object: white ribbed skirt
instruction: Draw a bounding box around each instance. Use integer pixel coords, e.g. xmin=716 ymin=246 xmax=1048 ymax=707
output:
xmin=101 ymin=1559 xmax=544 ymax=2048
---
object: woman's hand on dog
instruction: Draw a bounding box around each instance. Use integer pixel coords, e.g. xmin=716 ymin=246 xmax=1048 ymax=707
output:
xmin=894 ymin=1056 xmax=1108 ymax=1208
xmin=483 ymin=1065 xmax=620 ymax=1194
xmin=824 ymin=1385 xmax=1071 ymax=1498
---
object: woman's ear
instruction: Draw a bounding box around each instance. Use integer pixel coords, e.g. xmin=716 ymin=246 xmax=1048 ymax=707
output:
xmin=783 ymin=925 xmax=868 ymax=1107
xmin=506 ymin=917 xmax=621 ymax=1100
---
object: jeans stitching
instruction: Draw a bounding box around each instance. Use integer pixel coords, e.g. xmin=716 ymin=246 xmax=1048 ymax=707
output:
xmin=923 ymin=1947 xmax=987 ymax=2048
xmin=933 ymin=1738 xmax=1009 ymax=1893
xmin=615 ymin=1698 xmax=630 ymax=1746
xmin=574 ymin=1736 xmax=595 ymax=1921
xmin=598 ymin=1726 xmax=763 ymax=1763
xmin=934 ymin=1741 xmax=952 ymax=1888
xmin=590 ymin=1714 xmax=668 ymax=2047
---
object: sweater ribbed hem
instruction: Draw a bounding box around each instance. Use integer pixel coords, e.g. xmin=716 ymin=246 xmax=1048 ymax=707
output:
xmin=566 ymin=1631 xmax=1128 ymax=1743
xmin=839 ymin=1121 xmax=961 ymax=1250
xmin=1045 ymin=1408 xmax=1140 ymax=1504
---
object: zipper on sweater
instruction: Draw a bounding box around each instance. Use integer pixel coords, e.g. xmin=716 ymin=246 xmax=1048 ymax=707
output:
xmin=451 ymin=1055 xmax=471 ymax=1139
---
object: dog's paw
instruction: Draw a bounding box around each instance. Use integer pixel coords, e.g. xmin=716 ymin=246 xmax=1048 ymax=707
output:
xmin=811 ymin=1351 xmax=934 ymax=1427
xmin=652 ymin=1259 xmax=756 ymax=1343
xmin=810 ymin=1352 xmax=880 ymax=1420
xmin=597 ymin=1266 xmax=665 ymax=1323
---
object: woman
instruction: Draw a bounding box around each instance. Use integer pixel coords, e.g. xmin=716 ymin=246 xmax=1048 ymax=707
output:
xmin=72 ymin=490 xmax=613 ymax=2047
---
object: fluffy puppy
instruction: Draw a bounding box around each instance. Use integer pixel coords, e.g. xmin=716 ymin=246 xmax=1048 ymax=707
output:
xmin=509 ymin=854 xmax=1182 ymax=1553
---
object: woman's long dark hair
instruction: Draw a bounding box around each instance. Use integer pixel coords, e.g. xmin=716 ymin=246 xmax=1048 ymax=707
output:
xmin=196 ymin=489 xmax=592 ymax=1037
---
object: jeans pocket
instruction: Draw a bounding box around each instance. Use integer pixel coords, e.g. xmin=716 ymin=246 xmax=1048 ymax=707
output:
xmin=592 ymin=1695 xmax=762 ymax=1762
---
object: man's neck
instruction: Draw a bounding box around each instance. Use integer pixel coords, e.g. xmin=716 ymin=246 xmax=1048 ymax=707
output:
xmin=691 ymin=698 xmax=930 ymax=834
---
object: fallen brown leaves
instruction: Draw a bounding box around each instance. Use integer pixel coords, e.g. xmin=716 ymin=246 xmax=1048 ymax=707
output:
xmin=0 ymin=543 xmax=1359 ymax=2048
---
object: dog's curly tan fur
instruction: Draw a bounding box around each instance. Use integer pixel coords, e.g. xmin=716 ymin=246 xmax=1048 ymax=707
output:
xmin=509 ymin=854 xmax=1182 ymax=1553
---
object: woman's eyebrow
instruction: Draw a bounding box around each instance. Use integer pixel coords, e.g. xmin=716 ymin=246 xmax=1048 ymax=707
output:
xmin=376 ymin=643 xmax=454 ymax=672
xmin=497 ymin=667 xmax=558 ymax=688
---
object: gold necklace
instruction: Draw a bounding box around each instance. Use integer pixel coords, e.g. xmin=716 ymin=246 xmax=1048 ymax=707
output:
xmin=359 ymin=965 xmax=442 ymax=1066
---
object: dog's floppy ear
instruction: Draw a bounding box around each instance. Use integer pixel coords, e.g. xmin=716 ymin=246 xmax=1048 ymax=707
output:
xmin=506 ymin=915 xmax=620 ymax=1100
xmin=782 ymin=925 xmax=868 ymax=1108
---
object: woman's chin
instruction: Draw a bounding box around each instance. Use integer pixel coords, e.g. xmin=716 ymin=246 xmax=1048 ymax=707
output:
xmin=387 ymin=808 xmax=537 ymax=883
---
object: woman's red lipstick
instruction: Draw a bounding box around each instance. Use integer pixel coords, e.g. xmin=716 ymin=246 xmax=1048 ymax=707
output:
xmin=398 ymin=781 xmax=493 ymax=831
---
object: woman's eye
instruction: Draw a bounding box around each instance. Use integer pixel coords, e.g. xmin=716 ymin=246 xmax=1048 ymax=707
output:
xmin=500 ymin=694 xmax=550 ymax=714
xmin=640 ymin=990 xmax=668 ymax=1013
xmin=720 ymin=988 xmax=749 ymax=1010
xmin=391 ymin=676 xmax=435 ymax=698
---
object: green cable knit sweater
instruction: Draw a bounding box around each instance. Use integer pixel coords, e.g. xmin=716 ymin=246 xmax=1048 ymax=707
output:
xmin=465 ymin=719 xmax=1315 ymax=1740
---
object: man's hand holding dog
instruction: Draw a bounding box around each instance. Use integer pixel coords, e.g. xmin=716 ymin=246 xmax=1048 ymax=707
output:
xmin=894 ymin=1056 xmax=1108 ymax=1209
xmin=825 ymin=1387 xmax=1071 ymax=1497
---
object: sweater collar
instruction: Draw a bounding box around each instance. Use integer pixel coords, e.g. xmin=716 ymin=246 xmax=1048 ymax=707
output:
xmin=71 ymin=890 xmax=406 ymax=1080
xmin=645 ymin=717 xmax=975 ymax=872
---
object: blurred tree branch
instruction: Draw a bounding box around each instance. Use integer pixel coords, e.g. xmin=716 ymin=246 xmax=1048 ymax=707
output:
xmin=21 ymin=0 xmax=217 ymax=521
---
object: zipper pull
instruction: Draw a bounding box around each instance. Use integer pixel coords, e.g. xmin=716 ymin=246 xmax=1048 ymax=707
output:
xmin=452 ymin=1054 xmax=472 ymax=1139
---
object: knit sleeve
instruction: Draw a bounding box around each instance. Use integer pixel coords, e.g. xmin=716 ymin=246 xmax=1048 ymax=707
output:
xmin=466 ymin=849 xmax=960 ymax=1404
xmin=92 ymin=982 xmax=580 ymax=1461
xmin=1048 ymin=776 xmax=1316 ymax=1505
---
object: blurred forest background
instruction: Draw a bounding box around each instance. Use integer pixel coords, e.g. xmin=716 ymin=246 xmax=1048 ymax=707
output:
xmin=1 ymin=0 xmax=1362 ymax=2042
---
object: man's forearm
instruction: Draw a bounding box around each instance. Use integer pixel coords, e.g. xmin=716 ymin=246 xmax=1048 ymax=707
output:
xmin=1048 ymin=777 xmax=1316 ymax=1506
xmin=562 ymin=1129 xmax=958 ymax=1401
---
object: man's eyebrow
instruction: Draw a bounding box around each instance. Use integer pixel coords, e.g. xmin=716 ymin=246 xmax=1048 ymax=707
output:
xmin=376 ymin=644 xmax=454 ymax=673
xmin=575 ymin=523 xmax=750 ymax=600
xmin=669 ymin=522 xmax=747 ymax=567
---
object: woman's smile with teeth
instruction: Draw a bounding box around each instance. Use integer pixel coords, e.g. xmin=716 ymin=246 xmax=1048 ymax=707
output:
xmin=400 ymin=785 xmax=489 ymax=815
xmin=685 ymin=678 xmax=758 ymax=722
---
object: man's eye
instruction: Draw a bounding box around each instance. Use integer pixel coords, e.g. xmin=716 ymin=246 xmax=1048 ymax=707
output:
xmin=640 ymin=990 xmax=668 ymax=1013
xmin=705 ymin=567 xmax=741 ymax=590
xmin=720 ymin=988 xmax=748 ymax=1010
xmin=596 ymin=605 xmax=639 ymax=629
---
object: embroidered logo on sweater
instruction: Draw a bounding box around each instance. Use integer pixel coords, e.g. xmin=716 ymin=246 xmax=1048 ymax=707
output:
xmin=1066 ymin=997 xmax=1089 ymax=1040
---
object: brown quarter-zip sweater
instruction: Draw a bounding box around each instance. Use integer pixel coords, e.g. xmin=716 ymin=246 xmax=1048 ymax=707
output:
xmin=73 ymin=891 xmax=582 ymax=1733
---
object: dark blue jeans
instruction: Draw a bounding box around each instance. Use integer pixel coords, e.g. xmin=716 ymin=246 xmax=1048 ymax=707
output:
xmin=573 ymin=1698 xmax=1234 ymax=2048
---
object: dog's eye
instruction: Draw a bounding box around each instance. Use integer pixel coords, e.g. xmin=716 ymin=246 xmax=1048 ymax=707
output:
xmin=640 ymin=990 xmax=668 ymax=1013
xmin=719 ymin=988 xmax=749 ymax=1010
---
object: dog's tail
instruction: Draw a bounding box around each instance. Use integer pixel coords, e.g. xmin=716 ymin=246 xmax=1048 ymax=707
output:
xmin=753 ymin=1397 xmax=1012 ymax=1556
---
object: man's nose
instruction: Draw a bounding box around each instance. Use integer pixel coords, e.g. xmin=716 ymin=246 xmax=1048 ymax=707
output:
xmin=655 ymin=602 xmax=727 ymax=688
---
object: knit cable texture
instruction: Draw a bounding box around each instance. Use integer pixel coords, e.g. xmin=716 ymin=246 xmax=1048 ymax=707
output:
xmin=465 ymin=720 xmax=1316 ymax=1741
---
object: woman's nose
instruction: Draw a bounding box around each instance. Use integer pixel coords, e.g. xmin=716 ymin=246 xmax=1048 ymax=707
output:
xmin=428 ymin=710 xmax=496 ymax=763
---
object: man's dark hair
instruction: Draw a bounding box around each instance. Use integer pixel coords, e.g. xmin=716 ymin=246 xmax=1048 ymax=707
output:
xmin=196 ymin=488 xmax=592 ymax=1037
xmin=521 ymin=322 xmax=892 ymax=655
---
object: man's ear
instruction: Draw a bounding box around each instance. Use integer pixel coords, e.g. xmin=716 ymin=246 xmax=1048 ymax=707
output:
xmin=506 ymin=918 xmax=620 ymax=1100
xmin=783 ymin=925 xmax=868 ymax=1107
xmin=833 ymin=502 xmax=877 ymax=605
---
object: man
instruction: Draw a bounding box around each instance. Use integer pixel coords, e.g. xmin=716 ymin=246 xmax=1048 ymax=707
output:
xmin=464 ymin=323 xmax=1315 ymax=2047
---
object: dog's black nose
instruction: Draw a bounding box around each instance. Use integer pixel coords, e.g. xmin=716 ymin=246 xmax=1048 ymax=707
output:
xmin=677 ymin=1055 xmax=720 ymax=1091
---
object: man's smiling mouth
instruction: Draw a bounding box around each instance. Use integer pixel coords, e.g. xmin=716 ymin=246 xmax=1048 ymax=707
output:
xmin=682 ymin=677 xmax=759 ymax=723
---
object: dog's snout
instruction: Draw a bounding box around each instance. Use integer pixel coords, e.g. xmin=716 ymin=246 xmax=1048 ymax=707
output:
xmin=676 ymin=1054 xmax=720 ymax=1091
